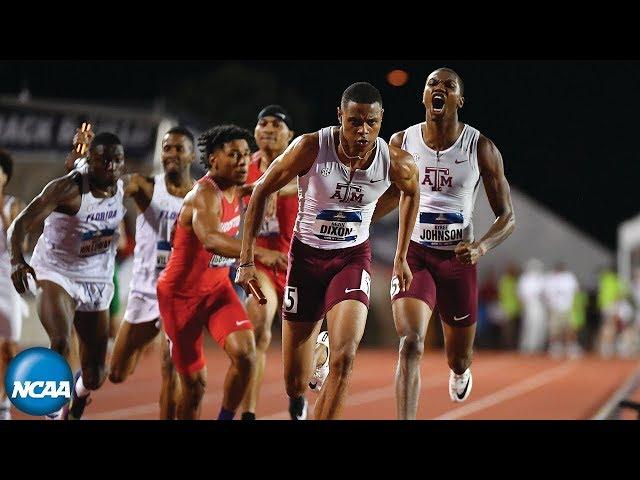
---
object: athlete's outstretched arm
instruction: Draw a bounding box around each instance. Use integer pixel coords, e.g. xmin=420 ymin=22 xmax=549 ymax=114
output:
xmin=454 ymin=135 xmax=515 ymax=265
xmin=389 ymin=144 xmax=420 ymax=292
xmin=236 ymin=134 xmax=318 ymax=289
xmin=8 ymin=173 xmax=81 ymax=293
xmin=191 ymin=188 xmax=286 ymax=268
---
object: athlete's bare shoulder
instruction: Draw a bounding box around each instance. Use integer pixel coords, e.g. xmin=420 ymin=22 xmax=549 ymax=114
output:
xmin=389 ymin=130 xmax=407 ymax=149
xmin=43 ymin=170 xmax=82 ymax=201
xmin=267 ymin=132 xmax=320 ymax=180
xmin=191 ymin=178 xmax=220 ymax=210
xmin=389 ymin=140 xmax=415 ymax=173
xmin=477 ymin=134 xmax=500 ymax=156
xmin=290 ymin=132 xmax=320 ymax=158
xmin=477 ymin=134 xmax=504 ymax=172
xmin=388 ymin=142 xmax=418 ymax=188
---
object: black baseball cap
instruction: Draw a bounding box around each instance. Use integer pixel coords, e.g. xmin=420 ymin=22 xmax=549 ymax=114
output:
xmin=257 ymin=105 xmax=294 ymax=131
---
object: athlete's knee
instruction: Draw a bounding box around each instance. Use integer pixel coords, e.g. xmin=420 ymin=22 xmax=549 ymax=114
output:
xmin=82 ymin=367 xmax=107 ymax=391
xmin=448 ymin=350 xmax=473 ymax=374
xmin=49 ymin=335 xmax=73 ymax=358
xmin=399 ymin=332 xmax=425 ymax=361
xmin=181 ymin=374 xmax=206 ymax=403
xmin=253 ymin=324 xmax=272 ymax=352
xmin=329 ymin=343 xmax=358 ymax=379
xmin=230 ymin=343 xmax=256 ymax=373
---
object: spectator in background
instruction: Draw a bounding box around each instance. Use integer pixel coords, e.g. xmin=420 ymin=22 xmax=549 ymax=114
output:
xmin=517 ymin=258 xmax=546 ymax=354
xmin=598 ymin=291 xmax=635 ymax=358
xmin=477 ymin=269 xmax=499 ymax=348
xmin=596 ymin=265 xmax=627 ymax=357
xmin=597 ymin=266 xmax=625 ymax=329
xmin=498 ymin=263 xmax=520 ymax=349
xmin=572 ymin=288 xmax=588 ymax=352
xmin=544 ymin=262 xmax=580 ymax=358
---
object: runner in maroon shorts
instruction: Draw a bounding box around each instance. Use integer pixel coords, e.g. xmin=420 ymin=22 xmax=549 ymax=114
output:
xmin=157 ymin=125 xmax=287 ymax=420
xmin=237 ymin=82 xmax=420 ymax=420
xmin=374 ymin=68 xmax=516 ymax=419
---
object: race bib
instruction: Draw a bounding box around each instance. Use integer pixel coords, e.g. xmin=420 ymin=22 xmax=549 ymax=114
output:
xmin=79 ymin=228 xmax=115 ymax=257
xmin=156 ymin=240 xmax=171 ymax=270
xmin=313 ymin=210 xmax=361 ymax=242
xmin=209 ymin=253 xmax=236 ymax=268
xmin=417 ymin=212 xmax=464 ymax=247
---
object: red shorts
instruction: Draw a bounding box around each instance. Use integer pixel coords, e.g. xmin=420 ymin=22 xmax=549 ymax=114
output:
xmin=256 ymin=260 xmax=287 ymax=301
xmin=282 ymin=237 xmax=371 ymax=323
xmin=392 ymin=241 xmax=477 ymax=327
xmin=157 ymin=279 xmax=253 ymax=375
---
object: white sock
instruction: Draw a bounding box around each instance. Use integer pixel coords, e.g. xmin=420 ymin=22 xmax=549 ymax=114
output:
xmin=75 ymin=376 xmax=90 ymax=398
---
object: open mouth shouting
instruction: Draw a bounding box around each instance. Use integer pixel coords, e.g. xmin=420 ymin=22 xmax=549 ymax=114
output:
xmin=432 ymin=92 xmax=446 ymax=114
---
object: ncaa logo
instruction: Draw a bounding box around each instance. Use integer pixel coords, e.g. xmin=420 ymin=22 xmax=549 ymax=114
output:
xmin=4 ymin=347 xmax=73 ymax=416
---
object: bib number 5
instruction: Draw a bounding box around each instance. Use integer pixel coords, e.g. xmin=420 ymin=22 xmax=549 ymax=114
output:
xmin=284 ymin=286 xmax=298 ymax=313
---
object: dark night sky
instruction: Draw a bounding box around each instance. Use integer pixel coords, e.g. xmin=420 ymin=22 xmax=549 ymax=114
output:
xmin=1 ymin=60 xmax=638 ymax=249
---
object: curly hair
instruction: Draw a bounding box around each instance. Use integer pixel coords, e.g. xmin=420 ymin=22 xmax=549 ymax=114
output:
xmin=197 ymin=124 xmax=255 ymax=170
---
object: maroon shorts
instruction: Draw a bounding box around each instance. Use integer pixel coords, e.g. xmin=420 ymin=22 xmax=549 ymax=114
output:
xmin=282 ymin=237 xmax=371 ymax=323
xmin=158 ymin=279 xmax=253 ymax=375
xmin=392 ymin=241 xmax=477 ymax=327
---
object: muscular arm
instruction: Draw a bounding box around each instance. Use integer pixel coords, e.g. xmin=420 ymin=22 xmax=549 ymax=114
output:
xmin=372 ymin=130 xmax=406 ymax=223
xmin=192 ymin=187 xmax=244 ymax=257
xmin=239 ymin=134 xmax=318 ymax=265
xmin=388 ymin=145 xmax=419 ymax=292
xmin=476 ymin=136 xmax=516 ymax=252
xmin=8 ymin=173 xmax=81 ymax=292
xmin=191 ymin=188 xmax=286 ymax=268
xmin=456 ymin=135 xmax=515 ymax=264
xmin=389 ymin=145 xmax=419 ymax=259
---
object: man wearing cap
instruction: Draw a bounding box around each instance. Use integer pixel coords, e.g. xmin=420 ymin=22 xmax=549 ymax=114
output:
xmin=239 ymin=105 xmax=298 ymax=420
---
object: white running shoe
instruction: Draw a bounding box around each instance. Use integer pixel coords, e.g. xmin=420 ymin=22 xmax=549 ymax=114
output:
xmin=449 ymin=368 xmax=473 ymax=402
xmin=309 ymin=331 xmax=330 ymax=393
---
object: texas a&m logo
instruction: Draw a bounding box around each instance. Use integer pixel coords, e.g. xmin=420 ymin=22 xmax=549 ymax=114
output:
xmin=422 ymin=167 xmax=452 ymax=192
xmin=329 ymin=182 xmax=364 ymax=204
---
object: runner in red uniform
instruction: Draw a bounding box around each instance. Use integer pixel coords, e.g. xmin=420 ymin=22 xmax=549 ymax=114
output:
xmin=240 ymin=106 xmax=299 ymax=420
xmin=157 ymin=125 xmax=287 ymax=420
